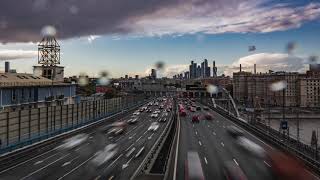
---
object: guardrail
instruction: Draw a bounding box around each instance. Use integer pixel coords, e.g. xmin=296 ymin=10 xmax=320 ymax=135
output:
xmin=0 ymin=100 xmax=148 ymax=171
xmin=131 ymin=100 xmax=177 ymax=180
xmin=204 ymin=102 xmax=320 ymax=176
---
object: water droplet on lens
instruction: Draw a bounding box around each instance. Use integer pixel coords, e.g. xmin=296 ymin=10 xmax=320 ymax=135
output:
xmin=206 ymin=84 xmax=218 ymax=94
xmin=286 ymin=42 xmax=297 ymax=54
xmin=41 ymin=25 xmax=57 ymax=37
xmin=98 ymin=71 xmax=110 ymax=85
xmin=79 ymin=73 xmax=88 ymax=86
xmin=155 ymin=61 xmax=165 ymax=70
xmin=270 ymin=80 xmax=287 ymax=92
xmin=69 ymin=5 xmax=79 ymax=14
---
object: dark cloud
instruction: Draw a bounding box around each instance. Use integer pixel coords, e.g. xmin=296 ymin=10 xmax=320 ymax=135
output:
xmin=0 ymin=0 xmax=319 ymax=43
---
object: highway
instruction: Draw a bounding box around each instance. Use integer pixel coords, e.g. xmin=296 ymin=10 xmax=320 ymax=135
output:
xmin=0 ymin=99 xmax=173 ymax=180
xmin=176 ymin=101 xmax=285 ymax=180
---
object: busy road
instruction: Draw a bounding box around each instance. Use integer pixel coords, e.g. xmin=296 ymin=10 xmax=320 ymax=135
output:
xmin=175 ymin=99 xmax=318 ymax=180
xmin=0 ymin=98 xmax=173 ymax=180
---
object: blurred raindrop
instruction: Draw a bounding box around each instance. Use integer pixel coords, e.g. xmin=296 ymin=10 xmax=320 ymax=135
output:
xmin=286 ymin=42 xmax=297 ymax=54
xmin=155 ymin=61 xmax=165 ymax=70
xmin=309 ymin=55 xmax=319 ymax=64
xmin=206 ymin=84 xmax=218 ymax=94
xmin=98 ymin=71 xmax=110 ymax=85
xmin=69 ymin=5 xmax=79 ymax=15
xmin=79 ymin=73 xmax=89 ymax=86
xmin=41 ymin=25 xmax=57 ymax=37
xmin=248 ymin=45 xmax=256 ymax=52
xmin=270 ymin=80 xmax=287 ymax=92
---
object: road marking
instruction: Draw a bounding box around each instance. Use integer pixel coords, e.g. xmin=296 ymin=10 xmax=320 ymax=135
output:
xmin=125 ymin=144 xmax=134 ymax=151
xmin=221 ymin=142 xmax=224 ymax=147
xmin=195 ymin=131 xmax=198 ymax=135
xmin=143 ymin=131 xmax=148 ymax=135
xmin=173 ymin=114 xmax=181 ymax=180
xmin=204 ymin=157 xmax=208 ymax=164
xmin=193 ymin=124 xmax=194 ymax=127
xmin=198 ymin=141 xmax=202 ymax=146
xmin=108 ymin=175 xmax=114 ymax=180
xmin=136 ymin=136 xmax=143 ymax=142
xmin=106 ymin=154 xmax=123 ymax=169
xmin=62 ymin=156 xmax=79 ymax=167
xmin=208 ymin=125 xmax=210 ymax=128
xmin=57 ymin=153 xmax=96 ymax=180
xmin=233 ymin=158 xmax=239 ymax=166
xmin=263 ymin=161 xmax=271 ymax=167
xmin=21 ymin=154 xmax=70 ymax=180
xmin=94 ymin=175 xmax=101 ymax=180
xmin=148 ymin=133 xmax=154 ymax=140
xmin=213 ymin=132 xmax=216 ymax=136
xmin=0 ymin=148 xmax=57 ymax=174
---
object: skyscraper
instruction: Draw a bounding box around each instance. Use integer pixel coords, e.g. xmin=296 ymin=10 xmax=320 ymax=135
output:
xmin=201 ymin=62 xmax=205 ymax=78
xmin=213 ymin=61 xmax=217 ymax=77
xmin=204 ymin=59 xmax=209 ymax=77
xmin=151 ymin=69 xmax=157 ymax=79
xmin=196 ymin=65 xmax=201 ymax=78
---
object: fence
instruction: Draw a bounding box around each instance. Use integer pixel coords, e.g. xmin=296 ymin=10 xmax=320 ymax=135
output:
xmin=0 ymin=96 xmax=145 ymax=154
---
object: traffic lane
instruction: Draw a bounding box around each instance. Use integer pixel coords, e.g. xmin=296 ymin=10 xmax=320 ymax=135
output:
xmin=115 ymin=114 xmax=169 ymax=179
xmin=43 ymin=110 xmax=159 ymax=180
xmin=176 ymin=112 xmax=205 ymax=180
xmin=0 ymin=104 xmax=153 ymax=179
xmin=54 ymin=110 xmax=171 ymax=180
xmin=199 ymin=118 xmax=274 ymax=180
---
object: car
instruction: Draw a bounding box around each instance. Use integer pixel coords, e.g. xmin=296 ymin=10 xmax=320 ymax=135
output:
xmin=226 ymin=126 xmax=244 ymax=138
xmin=148 ymin=103 xmax=153 ymax=106
xmin=139 ymin=108 xmax=144 ymax=112
xmin=223 ymin=161 xmax=248 ymax=180
xmin=158 ymin=117 xmax=167 ymax=123
xmin=154 ymin=102 xmax=159 ymax=106
xmin=185 ymin=152 xmax=205 ymax=180
xmin=192 ymin=115 xmax=200 ymax=123
xmin=148 ymin=122 xmax=160 ymax=131
xmin=57 ymin=133 xmax=89 ymax=150
xmin=127 ymin=118 xmax=138 ymax=124
xmin=196 ymin=106 xmax=201 ymax=111
xmin=151 ymin=113 xmax=159 ymax=118
xmin=154 ymin=109 xmax=161 ymax=113
xmin=166 ymin=108 xmax=171 ymax=112
xmin=159 ymin=105 xmax=164 ymax=109
xmin=204 ymin=113 xmax=213 ymax=120
xmin=91 ymin=144 xmax=118 ymax=167
xmin=180 ymin=110 xmax=187 ymax=117
xmin=133 ymin=111 xmax=140 ymax=116
xmin=190 ymin=107 xmax=196 ymax=112
xmin=146 ymin=109 xmax=152 ymax=113
xmin=203 ymin=106 xmax=209 ymax=110
xmin=107 ymin=122 xmax=127 ymax=136
xmin=236 ymin=137 xmax=266 ymax=158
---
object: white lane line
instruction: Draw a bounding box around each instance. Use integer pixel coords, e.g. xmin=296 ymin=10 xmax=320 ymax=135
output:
xmin=0 ymin=148 xmax=57 ymax=174
xmin=62 ymin=156 xmax=79 ymax=167
xmin=208 ymin=125 xmax=210 ymax=128
xmin=106 ymin=154 xmax=123 ymax=169
xmin=136 ymin=136 xmax=143 ymax=142
xmin=233 ymin=158 xmax=239 ymax=166
xmin=94 ymin=175 xmax=101 ymax=180
xmin=34 ymin=152 xmax=59 ymax=165
xmin=195 ymin=131 xmax=198 ymax=135
xmin=173 ymin=114 xmax=181 ymax=180
xmin=263 ymin=161 xmax=271 ymax=167
xmin=125 ymin=144 xmax=134 ymax=151
xmin=204 ymin=157 xmax=208 ymax=165
xmin=221 ymin=142 xmax=224 ymax=147
xmin=21 ymin=154 xmax=70 ymax=180
xmin=193 ymin=124 xmax=194 ymax=128
xmin=143 ymin=131 xmax=148 ymax=135
xmin=57 ymin=153 xmax=96 ymax=180
xmin=212 ymin=132 xmax=216 ymax=136
xmin=198 ymin=141 xmax=202 ymax=146
xmin=148 ymin=133 xmax=154 ymax=140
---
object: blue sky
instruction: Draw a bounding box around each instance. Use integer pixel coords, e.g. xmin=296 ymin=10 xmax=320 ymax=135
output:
xmin=0 ymin=0 xmax=319 ymax=77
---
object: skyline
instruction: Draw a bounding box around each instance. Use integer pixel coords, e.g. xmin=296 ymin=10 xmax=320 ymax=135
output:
xmin=0 ymin=0 xmax=320 ymax=77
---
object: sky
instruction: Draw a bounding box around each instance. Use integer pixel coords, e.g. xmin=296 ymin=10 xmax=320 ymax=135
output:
xmin=0 ymin=0 xmax=319 ymax=78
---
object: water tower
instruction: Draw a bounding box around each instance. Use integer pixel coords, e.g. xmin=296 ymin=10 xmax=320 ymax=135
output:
xmin=33 ymin=35 xmax=64 ymax=82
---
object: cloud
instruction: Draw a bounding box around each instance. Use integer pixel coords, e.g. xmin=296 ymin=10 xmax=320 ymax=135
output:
xmin=0 ymin=50 xmax=37 ymax=60
xmin=143 ymin=64 xmax=189 ymax=78
xmin=87 ymin=35 xmax=100 ymax=43
xmin=0 ymin=0 xmax=320 ymax=43
xmin=224 ymin=53 xmax=308 ymax=76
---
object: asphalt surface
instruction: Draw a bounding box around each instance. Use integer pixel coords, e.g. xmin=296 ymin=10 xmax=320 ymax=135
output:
xmin=176 ymin=102 xmax=281 ymax=180
xmin=0 ymin=100 xmax=173 ymax=180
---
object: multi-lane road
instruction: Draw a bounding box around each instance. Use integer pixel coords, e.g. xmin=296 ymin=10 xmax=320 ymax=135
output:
xmin=0 ymin=100 xmax=173 ymax=180
xmin=175 ymin=101 xmax=318 ymax=180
